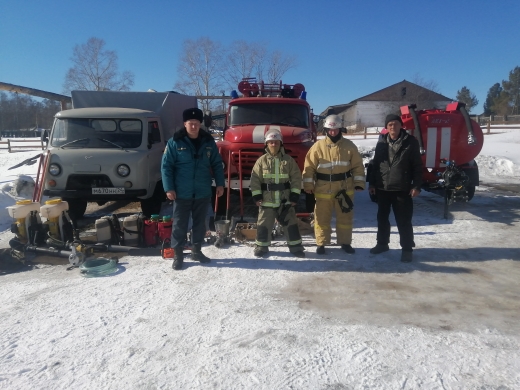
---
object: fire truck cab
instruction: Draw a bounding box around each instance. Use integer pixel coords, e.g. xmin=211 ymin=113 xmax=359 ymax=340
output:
xmin=215 ymin=79 xmax=317 ymax=215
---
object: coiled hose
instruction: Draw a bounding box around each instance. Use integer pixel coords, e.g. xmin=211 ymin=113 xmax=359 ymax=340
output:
xmin=79 ymin=257 xmax=118 ymax=278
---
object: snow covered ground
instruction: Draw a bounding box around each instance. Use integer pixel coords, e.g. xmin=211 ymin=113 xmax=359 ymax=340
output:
xmin=0 ymin=130 xmax=519 ymax=389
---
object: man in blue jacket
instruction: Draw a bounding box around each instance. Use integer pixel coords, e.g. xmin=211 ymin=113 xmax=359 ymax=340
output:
xmin=161 ymin=108 xmax=225 ymax=270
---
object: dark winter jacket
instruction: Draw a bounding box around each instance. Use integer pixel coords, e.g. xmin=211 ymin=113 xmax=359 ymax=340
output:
xmin=161 ymin=128 xmax=224 ymax=199
xmin=370 ymin=130 xmax=423 ymax=192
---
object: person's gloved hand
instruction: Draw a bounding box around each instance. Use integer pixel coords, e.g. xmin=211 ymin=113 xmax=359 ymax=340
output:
xmin=253 ymin=194 xmax=263 ymax=207
xmin=289 ymin=192 xmax=300 ymax=204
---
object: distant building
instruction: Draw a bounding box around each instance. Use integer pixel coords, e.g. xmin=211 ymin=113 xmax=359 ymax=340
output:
xmin=320 ymin=80 xmax=453 ymax=131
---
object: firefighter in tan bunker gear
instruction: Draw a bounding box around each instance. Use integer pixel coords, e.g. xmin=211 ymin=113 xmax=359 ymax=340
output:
xmin=303 ymin=115 xmax=365 ymax=255
xmin=251 ymin=129 xmax=305 ymax=258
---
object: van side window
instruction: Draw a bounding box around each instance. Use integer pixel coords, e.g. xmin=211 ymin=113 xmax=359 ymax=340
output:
xmin=149 ymin=121 xmax=161 ymax=143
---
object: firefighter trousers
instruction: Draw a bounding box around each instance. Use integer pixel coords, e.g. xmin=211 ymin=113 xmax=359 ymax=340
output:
xmin=314 ymin=191 xmax=355 ymax=246
xmin=255 ymin=206 xmax=303 ymax=252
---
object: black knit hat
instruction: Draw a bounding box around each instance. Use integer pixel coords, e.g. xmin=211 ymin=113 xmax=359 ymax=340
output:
xmin=384 ymin=114 xmax=403 ymax=128
xmin=183 ymin=107 xmax=204 ymax=123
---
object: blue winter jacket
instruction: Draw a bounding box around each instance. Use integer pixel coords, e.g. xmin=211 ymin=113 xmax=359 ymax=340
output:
xmin=161 ymin=128 xmax=225 ymax=199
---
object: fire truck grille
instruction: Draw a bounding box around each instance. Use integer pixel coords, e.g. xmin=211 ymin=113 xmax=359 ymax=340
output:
xmin=66 ymin=174 xmax=114 ymax=190
xmin=231 ymin=150 xmax=263 ymax=172
xmin=230 ymin=148 xmax=301 ymax=172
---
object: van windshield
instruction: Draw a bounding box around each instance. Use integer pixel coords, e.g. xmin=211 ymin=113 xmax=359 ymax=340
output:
xmin=229 ymin=103 xmax=309 ymax=128
xmin=50 ymin=118 xmax=142 ymax=148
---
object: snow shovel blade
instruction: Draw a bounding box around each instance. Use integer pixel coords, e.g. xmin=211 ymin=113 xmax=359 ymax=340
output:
xmin=8 ymin=153 xmax=42 ymax=170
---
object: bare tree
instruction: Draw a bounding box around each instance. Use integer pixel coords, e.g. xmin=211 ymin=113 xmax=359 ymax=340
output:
xmin=174 ymin=37 xmax=225 ymax=112
xmin=408 ymin=73 xmax=444 ymax=109
xmin=412 ymin=73 xmax=440 ymax=93
xmin=178 ymin=39 xmax=299 ymax=103
xmin=0 ymin=92 xmax=58 ymax=133
xmin=223 ymin=41 xmax=267 ymax=89
xmin=265 ymin=50 xmax=297 ymax=84
xmin=63 ymin=37 xmax=134 ymax=94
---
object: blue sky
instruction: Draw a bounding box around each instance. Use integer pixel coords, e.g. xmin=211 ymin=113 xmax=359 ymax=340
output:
xmin=1 ymin=0 xmax=519 ymax=116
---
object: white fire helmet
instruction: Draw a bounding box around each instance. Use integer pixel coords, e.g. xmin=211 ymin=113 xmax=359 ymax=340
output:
xmin=264 ymin=129 xmax=283 ymax=144
xmin=323 ymin=114 xmax=342 ymax=129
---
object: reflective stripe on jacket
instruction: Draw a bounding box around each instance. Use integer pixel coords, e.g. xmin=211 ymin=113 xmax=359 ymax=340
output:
xmin=302 ymin=136 xmax=365 ymax=194
xmin=251 ymin=147 xmax=302 ymax=208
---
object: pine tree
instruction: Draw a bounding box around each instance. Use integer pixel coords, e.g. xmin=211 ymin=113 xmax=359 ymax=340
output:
xmin=502 ymin=66 xmax=520 ymax=115
xmin=483 ymin=83 xmax=502 ymax=116
xmin=456 ymin=86 xmax=479 ymax=112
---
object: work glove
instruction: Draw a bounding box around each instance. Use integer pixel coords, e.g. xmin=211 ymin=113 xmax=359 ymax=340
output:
xmin=289 ymin=192 xmax=300 ymax=204
xmin=252 ymin=194 xmax=263 ymax=203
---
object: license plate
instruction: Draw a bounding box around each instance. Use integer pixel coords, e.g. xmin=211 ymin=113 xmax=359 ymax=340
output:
xmin=92 ymin=187 xmax=125 ymax=195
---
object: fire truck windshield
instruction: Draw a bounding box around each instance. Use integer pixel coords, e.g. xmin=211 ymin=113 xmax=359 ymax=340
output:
xmin=229 ymin=103 xmax=309 ymax=128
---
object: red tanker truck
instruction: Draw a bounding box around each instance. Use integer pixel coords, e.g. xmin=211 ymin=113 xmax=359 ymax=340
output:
xmin=368 ymin=102 xmax=484 ymax=218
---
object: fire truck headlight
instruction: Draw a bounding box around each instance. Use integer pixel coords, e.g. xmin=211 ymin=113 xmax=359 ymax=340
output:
xmin=48 ymin=163 xmax=62 ymax=176
xmin=117 ymin=164 xmax=130 ymax=177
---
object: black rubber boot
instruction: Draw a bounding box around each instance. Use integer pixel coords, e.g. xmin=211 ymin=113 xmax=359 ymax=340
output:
xmin=316 ymin=245 xmax=325 ymax=255
xmin=370 ymin=244 xmax=389 ymax=254
xmin=341 ymin=244 xmax=355 ymax=254
xmin=172 ymin=249 xmax=184 ymax=270
xmin=191 ymin=243 xmax=210 ymax=263
xmin=401 ymin=250 xmax=413 ymax=263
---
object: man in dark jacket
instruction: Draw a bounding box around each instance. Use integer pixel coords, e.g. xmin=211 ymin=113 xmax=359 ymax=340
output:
xmin=161 ymin=108 xmax=225 ymax=270
xmin=368 ymin=114 xmax=423 ymax=262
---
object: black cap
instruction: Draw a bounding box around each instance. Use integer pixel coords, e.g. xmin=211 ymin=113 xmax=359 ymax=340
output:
xmin=183 ymin=108 xmax=203 ymax=123
xmin=384 ymin=114 xmax=403 ymax=128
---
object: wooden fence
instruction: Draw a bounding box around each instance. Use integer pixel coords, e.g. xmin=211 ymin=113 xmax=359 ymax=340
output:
xmin=0 ymin=139 xmax=45 ymax=152
xmin=481 ymin=123 xmax=520 ymax=134
xmin=349 ymin=123 xmax=520 ymax=139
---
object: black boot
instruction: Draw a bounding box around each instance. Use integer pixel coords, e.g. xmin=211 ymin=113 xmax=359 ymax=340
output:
xmin=316 ymin=245 xmax=325 ymax=255
xmin=401 ymin=250 xmax=413 ymax=263
xmin=191 ymin=243 xmax=211 ymax=263
xmin=370 ymin=244 xmax=389 ymax=254
xmin=172 ymin=249 xmax=184 ymax=270
xmin=253 ymin=245 xmax=269 ymax=257
xmin=341 ymin=244 xmax=355 ymax=254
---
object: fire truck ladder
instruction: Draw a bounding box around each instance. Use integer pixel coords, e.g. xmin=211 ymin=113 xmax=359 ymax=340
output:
xmin=215 ymin=148 xmax=264 ymax=221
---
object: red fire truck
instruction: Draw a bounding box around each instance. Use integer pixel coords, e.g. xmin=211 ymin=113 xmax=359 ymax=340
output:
xmin=215 ymin=79 xmax=318 ymax=217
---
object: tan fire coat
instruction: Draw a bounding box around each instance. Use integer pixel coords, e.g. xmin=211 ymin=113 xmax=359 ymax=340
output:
xmin=302 ymin=136 xmax=365 ymax=246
